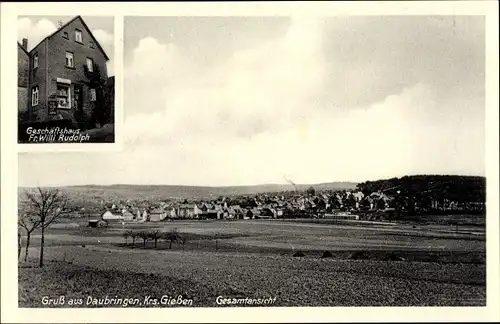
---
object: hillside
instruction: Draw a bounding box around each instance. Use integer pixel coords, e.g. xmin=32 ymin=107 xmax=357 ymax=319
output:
xmin=18 ymin=182 xmax=358 ymax=201
xmin=356 ymin=175 xmax=486 ymax=202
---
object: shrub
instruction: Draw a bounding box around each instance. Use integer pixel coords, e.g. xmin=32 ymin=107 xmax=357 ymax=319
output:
xmin=384 ymin=252 xmax=405 ymax=262
xmin=293 ymin=251 xmax=305 ymax=257
xmin=321 ymin=250 xmax=333 ymax=258
xmin=350 ymin=251 xmax=368 ymax=260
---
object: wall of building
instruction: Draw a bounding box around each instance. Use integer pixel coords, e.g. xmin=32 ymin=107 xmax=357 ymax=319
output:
xmin=107 ymin=76 xmax=115 ymax=124
xmin=46 ymin=18 xmax=109 ymax=125
xmin=18 ymin=45 xmax=29 ymax=115
xmin=18 ymin=88 xmax=28 ymax=114
xmin=28 ymin=39 xmax=48 ymax=123
xmin=17 ymin=45 xmax=29 ymax=87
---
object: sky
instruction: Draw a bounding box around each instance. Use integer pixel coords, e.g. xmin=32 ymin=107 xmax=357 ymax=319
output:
xmin=17 ymin=15 xmax=115 ymax=75
xmin=18 ymin=16 xmax=486 ymax=187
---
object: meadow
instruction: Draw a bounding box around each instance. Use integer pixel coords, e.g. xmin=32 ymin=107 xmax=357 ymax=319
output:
xmin=18 ymin=219 xmax=486 ymax=307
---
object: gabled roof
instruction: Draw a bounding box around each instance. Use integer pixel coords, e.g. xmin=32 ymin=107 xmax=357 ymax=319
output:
xmin=17 ymin=42 xmax=29 ymax=55
xmin=28 ymin=15 xmax=110 ymax=61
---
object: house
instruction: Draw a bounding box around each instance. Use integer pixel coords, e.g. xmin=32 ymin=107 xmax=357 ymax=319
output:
xmin=121 ymin=208 xmax=135 ymax=221
xmin=260 ymin=207 xmax=276 ymax=218
xmin=228 ymin=205 xmax=244 ymax=219
xmin=177 ymin=204 xmax=197 ymax=219
xmin=19 ymin=16 xmax=110 ymax=128
xmin=101 ymin=210 xmax=123 ymax=221
xmin=169 ymin=207 xmax=177 ymax=219
xmin=245 ymin=208 xmax=262 ymax=219
xmin=149 ymin=208 xmax=167 ymax=222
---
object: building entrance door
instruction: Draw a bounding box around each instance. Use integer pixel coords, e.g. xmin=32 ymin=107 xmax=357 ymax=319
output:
xmin=74 ymin=86 xmax=83 ymax=111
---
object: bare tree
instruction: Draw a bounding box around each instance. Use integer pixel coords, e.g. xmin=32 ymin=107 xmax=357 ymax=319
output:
xmin=122 ymin=230 xmax=132 ymax=245
xmin=148 ymin=230 xmax=161 ymax=248
xmin=18 ymin=232 xmax=22 ymax=259
xmin=18 ymin=203 xmax=41 ymax=262
xmin=179 ymin=232 xmax=188 ymax=251
xmin=137 ymin=231 xmax=150 ymax=248
xmin=163 ymin=228 xmax=180 ymax=249
xmin=24 ymin=188 xmax=68 ymax=267
xmin=130 ymin=231 xmax=138 ymax=245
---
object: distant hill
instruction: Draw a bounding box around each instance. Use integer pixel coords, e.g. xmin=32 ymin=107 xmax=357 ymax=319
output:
xmin=47 ymin=182 xmax=358 ymax=200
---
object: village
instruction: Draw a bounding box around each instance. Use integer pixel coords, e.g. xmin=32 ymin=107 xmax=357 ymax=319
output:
xmin=94 ymin=185 xmax=483 ymax=226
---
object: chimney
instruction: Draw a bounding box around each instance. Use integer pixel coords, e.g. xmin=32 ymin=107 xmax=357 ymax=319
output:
xmin=22 ymin=38 xmax=28 ymax=50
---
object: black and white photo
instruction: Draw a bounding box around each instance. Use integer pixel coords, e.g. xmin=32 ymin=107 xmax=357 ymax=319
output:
xmin=1 ymin=1 xmax=499 ymax=323
xmin=17 ymin=15 xmax=115 ymax=144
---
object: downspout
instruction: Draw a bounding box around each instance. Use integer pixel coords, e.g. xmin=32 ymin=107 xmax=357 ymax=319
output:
xmin=27 ymin=47 xmax=31 ymax=123
xmin=45 ymin=39 xmax=49 ymax=121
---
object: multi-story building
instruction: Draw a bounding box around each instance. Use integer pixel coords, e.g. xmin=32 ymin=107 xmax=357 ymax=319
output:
xmin=18 ymin=15 xmax=111 ymax=130
xmin=17 ymin=40 xmax=30 ymax=121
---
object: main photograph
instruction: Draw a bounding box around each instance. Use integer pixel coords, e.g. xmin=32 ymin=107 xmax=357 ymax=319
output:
xmin=18 ymin=16 xmax=486 ymax=307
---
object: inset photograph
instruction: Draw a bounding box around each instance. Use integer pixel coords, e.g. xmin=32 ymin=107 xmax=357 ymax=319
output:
xmin=17 ymin=15 xmax=115 ymax=144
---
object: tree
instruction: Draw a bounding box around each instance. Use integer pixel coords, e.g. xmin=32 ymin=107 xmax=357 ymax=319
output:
xmin=179 ymin=232 xmax=188 ymax=251
xmin=148 ymin=230 xmax=161 ymax=248
xmin=18 ymin=232 xmax=22 ymax=259
xmin=23 ymin=188 xmax=68 ymax=267
xmin=83 ymin=63 xmax=113 ymax=128
xmin=306 ymin=186 xmax=316 ymax=196
xmin=122 ymin=230 xmax=132 ymax=245
xmin=138 ymin=231 xmax=150 ymax=248
xmin=17 ymin=205 xmax=40 ymax=261
xmin=130 ymin=231 xmax=138 ymax=245
xmin=163 ymin=228 xmax=180 ymax=249
xmin=18 ymin=203 xmax=41 ymax=262
xmin=376 ymin=198 xmax=386 ymax=210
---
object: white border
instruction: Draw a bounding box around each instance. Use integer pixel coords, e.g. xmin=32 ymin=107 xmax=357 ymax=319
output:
xmin=2 ymin=1 xmax=499 ymax=323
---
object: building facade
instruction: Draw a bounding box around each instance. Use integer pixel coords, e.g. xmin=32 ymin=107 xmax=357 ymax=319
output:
xmin=17 ymin=41 xmax=30 ymax=119
xmin=19 ymin=16 xmax=110 ymax=128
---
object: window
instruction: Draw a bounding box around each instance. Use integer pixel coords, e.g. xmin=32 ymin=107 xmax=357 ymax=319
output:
xmin=86 ymin=58 xmax=94 ymax=72
xmin=75 ymin=29 xmax=82 ymax=43
xmin=90 ymin=89 xmax=96 ymax=101
xmin=33 ymin=53 xmax=38 ymax=69
xmin=31 ymin=86 xmax=39 ymax=106
xmin=89 ymin=41 xmax=95 ymax=49
xmin=56 ymin=84 xmax=71 ymax=109
xmin=65 ymin=52 xmax=74 ymax=68
xmin=63 ymin=32 xmax=69 ymax=39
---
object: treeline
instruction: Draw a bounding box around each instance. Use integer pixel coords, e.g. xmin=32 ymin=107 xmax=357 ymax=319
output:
xmin=357 ymin=175 xmax=486 ymax=203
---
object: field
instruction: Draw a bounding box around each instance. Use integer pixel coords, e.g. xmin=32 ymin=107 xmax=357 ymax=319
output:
xmin=18 ymin=219 xmax=486 ymax=307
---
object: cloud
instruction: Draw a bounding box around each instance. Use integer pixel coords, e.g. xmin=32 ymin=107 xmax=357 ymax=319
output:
xmin=125 ymin=17 xmax=329 ymax=143
xmin=18 ymin=17 xmax=485 ymax=187
xmin=118 ymin=15 xmax=484 ymax=186
xmin=17 ymin=17 xmax=57 ymax=51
